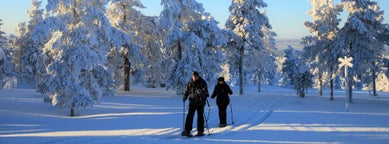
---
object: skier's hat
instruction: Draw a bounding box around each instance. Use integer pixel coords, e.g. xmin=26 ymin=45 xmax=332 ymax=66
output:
xmin=218 ymin=77 xmax=225 ymax=81
xmin=192 ymin=71 xmax=199 ymax=76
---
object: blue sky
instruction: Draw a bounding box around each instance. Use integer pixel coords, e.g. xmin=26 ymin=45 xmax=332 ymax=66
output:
xmin=0 ymin=0 xmax=388 ymax=39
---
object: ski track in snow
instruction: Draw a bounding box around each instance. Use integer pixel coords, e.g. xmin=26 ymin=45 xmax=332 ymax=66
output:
xmin=153 ymin=92 xmax=286 ymax=140
xmin=205 ymin=93 xmax=285 ymax=139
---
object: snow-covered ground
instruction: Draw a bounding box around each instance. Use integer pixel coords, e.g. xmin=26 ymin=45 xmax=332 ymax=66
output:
xmin=1 ymin=85 xmax=389 ymax=144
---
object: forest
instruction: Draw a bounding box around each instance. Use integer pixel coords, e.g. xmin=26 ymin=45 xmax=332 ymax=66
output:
xmin=0 ymin=0 xmax=388 ymax=115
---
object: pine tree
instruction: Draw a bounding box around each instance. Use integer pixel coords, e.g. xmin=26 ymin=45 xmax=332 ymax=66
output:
xmin=10 ymin=0 xmax=44 ymax=86
xmin=9 ymin=22 xmax=26 ymax=80
xmin=337 ymin=0 xmax=385 ymax=102
xmin=159 ymin=0 xmax=226 ymax=95
xmin=33 ymin=0 xmax=132 ymax=116
xmin=0 ymin=20 xmax=18 ymax=89
xmin=293 ymin=65 xmax=314 ymax=98
xmin=225 ymin=0 xmax=271 ymax=95
xmin=107 ymin=0 xmax=148 ymax=90
xmin=256 ymin=13 xmax=278 ymax=92
xmin=378 ymin=24 xmax=389 ymax=46
xmin=282 ymin=46 xmax=299 ymax=86
xmin=303 ymin=0 xmax=342 ymax=100
xmin=186 ymin=13 xmax=227 ymax=83
xmin=282 ymin=47 xmax=313 ymax=97
xmin=0 ymin=20 xmax=8 ymax=87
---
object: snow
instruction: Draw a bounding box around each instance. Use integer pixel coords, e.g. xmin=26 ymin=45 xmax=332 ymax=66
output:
xmin=1 ymin=85 xmax=389 ymax=144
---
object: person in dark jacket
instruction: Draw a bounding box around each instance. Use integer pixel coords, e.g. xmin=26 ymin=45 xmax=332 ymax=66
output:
xmin=211 ymin=77 xmax=233 ymax=127
xmin=181 ymin=71 xmax=209 ymax=137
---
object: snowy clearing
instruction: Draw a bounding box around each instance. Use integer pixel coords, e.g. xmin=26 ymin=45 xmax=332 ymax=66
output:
xmin=1 ymin=86 xmax=389 ymax=144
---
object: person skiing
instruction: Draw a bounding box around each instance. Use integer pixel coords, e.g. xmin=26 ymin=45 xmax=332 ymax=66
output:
xmin=211 ymin=77 xmax=233 ymax=127
xmin=181 ymin=71 xmax=209 ymax=137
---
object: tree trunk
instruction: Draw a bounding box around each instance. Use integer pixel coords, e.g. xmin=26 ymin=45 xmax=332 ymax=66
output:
xmin=318 ymin=73 xmax=323 ymax=96
xmin=348 ymin=78 xmax=353 ymax=104
xmin=330 ymin=78 xmax=334 ymax=101
xmin=330 ymin=68 xmax=334 ymax=101
xmin=372 ymin=62 xmax=377 ymax=96
xmin=122 ymin=4 xmax=127 ymax=23
xmin=70 ymin=102 xmax=76 ymax=117
xmin=347 ymin=42 xmax=353 ymax=103
xmin=348 ymin=83 xmax=353 ymax=103
xmin=178 ymin=41 xmax=182 ymax=60
xmin=123 ymin=57 xmax=131 ymax=91
xmin=239 ymin=46 xmax=244 ymax=95
xmin=258 ymin=69 xmax=261 ymax=93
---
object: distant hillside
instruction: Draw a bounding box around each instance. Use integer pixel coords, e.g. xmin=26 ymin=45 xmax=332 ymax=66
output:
xmin=275 ymin=38 xmax=303 ymax=51
xmin=275 ymin=38 xmax=389 ymax=57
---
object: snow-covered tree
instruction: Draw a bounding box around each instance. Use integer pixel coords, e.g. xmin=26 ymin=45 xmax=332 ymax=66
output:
xmin=225 ymin=0 xmax=272 ymax=95
xmin=33 ymin=0 xmax=135 ymax=116
xmin=10 ymin=0 xmax=44 ymax=85
xmin=107 ymin=0 xmax=149 ymax=90
xmin=378 ymin=24 xmax=389 ymax=46
xmin=0 ymin=20 xmax=18 ymax=89
xmin=9 ymin=22 xmax=26 ymax=79
xmin=0 ymin=20 xmax=5 ymax=49
xmin=186 ymin=13 xmax=227 ymax=82
xmin=384 ymin=58 xmax=389 ymax=78
xmin=293 ymin=65 xmax=314 ymax=98
xmin=282 ymin=46 xmax=299 ymax=86
xmin=0 ymin=20 xmax=8 ymax=87
xmin=302 ymin=0 xmax=342 ymax=100
xmin=282 ymin=46 xmax=313 ymax=97
xmin=336 ymin=0 xmax=385 ymax=102
xmin=159 ymin=0 xmax=226 ymax=95
xmin=255 ymin=16 xmax=278 ymax=92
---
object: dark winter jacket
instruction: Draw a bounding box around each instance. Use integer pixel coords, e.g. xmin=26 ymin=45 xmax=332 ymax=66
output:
xmin=211 ymin=82 xmax=233 ymax=106
xmin=183 ymin=77 xmax=209 ymax=106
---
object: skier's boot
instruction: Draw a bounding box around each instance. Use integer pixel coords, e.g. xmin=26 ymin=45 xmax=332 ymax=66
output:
xmin=219 ymin=123 xmax=226 ymax=128
xmin=195 ymin=131 xmax=204 ymax=137
xmin=181 ymin=130 xmax=192 ymax=137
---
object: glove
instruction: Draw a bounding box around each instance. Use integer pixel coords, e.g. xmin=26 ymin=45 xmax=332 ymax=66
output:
xmin=182 ymin=95 xmax=188 ymax=102
xmin=196 ymin=89 xmax=202 ymax=95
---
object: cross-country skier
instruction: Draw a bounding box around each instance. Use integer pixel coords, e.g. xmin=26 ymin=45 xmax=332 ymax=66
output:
xmin=181 ymin=71 xmax=209 ymax=137
xmin=211 ymin=77 xmax=233 ymax=127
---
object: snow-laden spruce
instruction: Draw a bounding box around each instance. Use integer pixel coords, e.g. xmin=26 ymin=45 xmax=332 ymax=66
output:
xmin=32 ymin=0 xmax=140 ymax=116
xmin=336 ymin=0 xmax=385 ymax=102
xmin=159 ymin=0 xmax=227 ymax=95
xmin=0 ymin=19 xmax=18 ymax=89
xmin=10 ymin=0 xmax=44 ymax=86
xmin=107 ymin=0 xmax=153 ymax=90
xmin=225 ymin=0 xmax=274 ymax=95
xmin=302 ymin=0 xmax=343 ymax=100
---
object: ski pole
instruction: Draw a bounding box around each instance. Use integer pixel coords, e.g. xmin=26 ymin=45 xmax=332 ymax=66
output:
xmin=206 ymin=99 xmax=211 ymax=122
xmin=183 ymin=101 xmax=185 ymax=130
xmin=203 ymin=101 xmax=211 ymax=135
xmin=230 ymin=103 xmax=235 ymax=125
